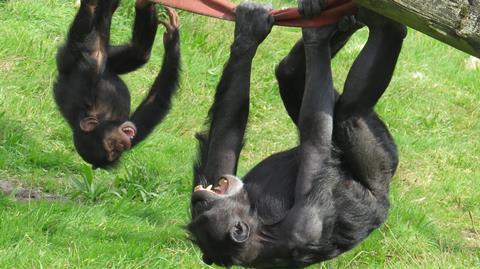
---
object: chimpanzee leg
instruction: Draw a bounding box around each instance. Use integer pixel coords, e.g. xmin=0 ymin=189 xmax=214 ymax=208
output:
xmin=282 ymin=25 xmax=339 ymax=240
xmin=336 ymin=10 xmax=406 ymax=117
xmin=276 ymin=21 xmax=361 ymax=126
xmin=294 ymin=24 xmax=339 ymax=200
xmin=275 ymin=40 xmax=306 ymax=126
xmin=107 ymin=2 xmax=158 ymax=74
xmin=56 ymin=0 xmax=118 ymax=76
xmin=334 ymin=9 xmax=406 ymax=197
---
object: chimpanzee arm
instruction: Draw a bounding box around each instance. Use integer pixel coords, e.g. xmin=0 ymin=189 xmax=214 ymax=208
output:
xmin=294 ymin=26 xmax=338 ymax=201
xmin=199 ymin=47 xmax=255 ymax=183
xmin=129 ymin=22 xmax=180 ymax=147
xmin=194 ymin=4 xmax=274 ymax=186
xmin=107 ymin=3 xmax=158 ymax=74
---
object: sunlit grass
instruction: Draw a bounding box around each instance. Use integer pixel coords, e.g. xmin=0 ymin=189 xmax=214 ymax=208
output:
xmin=0 ymin=0 xmax=478 ymax=268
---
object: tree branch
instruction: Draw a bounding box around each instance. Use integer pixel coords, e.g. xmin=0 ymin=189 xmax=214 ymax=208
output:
xmin=354 ymin=0 xmax=480 ymax=57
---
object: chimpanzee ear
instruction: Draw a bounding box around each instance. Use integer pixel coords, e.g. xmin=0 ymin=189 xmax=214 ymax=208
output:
xmin=229 ymin=221 xmax=250 ymax=243
xmin=79 ymin=117 xmax=98 ymax=132
xmin=202 ymin=255 xmax=213 ymax=265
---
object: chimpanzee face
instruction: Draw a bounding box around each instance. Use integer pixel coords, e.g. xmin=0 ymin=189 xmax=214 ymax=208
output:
xmin=102 ymin=121 xmax=136 ymax=161
xmin=74 ymin=120 xmax=137 ymax=168
xmin=188 ymin=175 xmax=257 ymax=267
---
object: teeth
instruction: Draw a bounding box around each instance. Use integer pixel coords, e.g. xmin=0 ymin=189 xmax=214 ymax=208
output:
xmin=122 ymin=127 xmax=136 ymax=139
xmin=193 ymin=184 xmax=218 ymax=193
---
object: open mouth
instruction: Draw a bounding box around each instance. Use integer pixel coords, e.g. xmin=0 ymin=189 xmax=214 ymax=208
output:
xmin=120 ymin=122 xmax=137 ymax=140
xmin=194 ymin=177 xmax=229 ymax=195
xmin=122 ymin=127 xmax=136 ymax=139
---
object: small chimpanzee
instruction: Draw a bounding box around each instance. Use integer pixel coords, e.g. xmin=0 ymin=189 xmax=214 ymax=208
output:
xmin=53 ymin=0 xmax=180 ymax=168
xmin=188 ymin=2 xmax=406 ymax=268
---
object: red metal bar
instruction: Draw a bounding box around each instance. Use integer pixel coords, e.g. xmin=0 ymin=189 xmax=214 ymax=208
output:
xmin=149 ymin=0 xmax=356 ymax=28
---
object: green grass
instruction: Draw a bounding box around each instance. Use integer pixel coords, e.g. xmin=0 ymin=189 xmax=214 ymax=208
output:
xmin=0 ymin=0 xmax=479 ymax=268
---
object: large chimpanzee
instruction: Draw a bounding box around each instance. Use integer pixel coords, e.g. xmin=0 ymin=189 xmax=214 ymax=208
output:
xmin=188 ymin=2 xmax=406 ymax=268
xmin=53 ymin=0 xmax=180 ymax=168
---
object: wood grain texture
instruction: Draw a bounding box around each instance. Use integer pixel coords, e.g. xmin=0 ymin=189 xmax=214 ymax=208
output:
xmin=354 ymin=0 xmax=480 ymax=57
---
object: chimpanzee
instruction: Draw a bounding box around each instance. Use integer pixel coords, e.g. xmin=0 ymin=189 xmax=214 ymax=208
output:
xmin=53 ymin=0 xmax=180 ymax=168
xmin=298 ymin=0 xmax=328 ymax=18
xmin=188 ymin=2 xmax=406 ymax=268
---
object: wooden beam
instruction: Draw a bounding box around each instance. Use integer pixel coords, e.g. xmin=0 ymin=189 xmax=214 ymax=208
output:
xmin=353 ymin=0 xmax=480 ymax=58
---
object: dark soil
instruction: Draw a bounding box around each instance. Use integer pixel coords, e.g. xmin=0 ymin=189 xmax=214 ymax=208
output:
xmin=0 ymin=180 xmax=64 ymax=201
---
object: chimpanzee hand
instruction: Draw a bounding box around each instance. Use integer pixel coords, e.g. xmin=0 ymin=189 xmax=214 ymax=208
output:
xmin=135 ymin=0 xmax=152 ymax=9
xmin=232 ymin=3 xmax=274 ymax=55
xmin=159 ymin=7 xmax=180 ymax=50
xmin=298 ymin=0 xmax=327 ymax=18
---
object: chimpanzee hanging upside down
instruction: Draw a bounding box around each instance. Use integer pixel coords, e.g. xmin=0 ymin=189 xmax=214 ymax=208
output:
xmin=188 ymin=2 xmax=406 ymax=268
xmin=53 ymin=0 xmax=180 ymax=168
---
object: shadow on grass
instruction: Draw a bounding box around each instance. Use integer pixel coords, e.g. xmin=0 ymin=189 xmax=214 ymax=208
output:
xmin=0 ymin=110 xmax=76 ymax=172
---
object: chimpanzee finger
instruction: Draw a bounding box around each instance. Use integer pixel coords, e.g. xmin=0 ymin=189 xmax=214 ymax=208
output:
xmin=337 ymin=15 xmax=363 ymax=32
xmin=299 ymin=0 xmax=313 ymax=19
xmin=305 ymin=1 xmax=316 ymax=18
xmin=164 ymin=6 xmax=179 ymax=28
xmin=158 ymin=19 xmax=173 ymax=32
xmin=312 ymin=0 xmax=323 ymax=16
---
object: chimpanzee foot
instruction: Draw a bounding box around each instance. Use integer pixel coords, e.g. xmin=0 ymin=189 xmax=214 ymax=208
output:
xmin=337 ymin=15 xmax=364 ymax=33
xmin=357 ymin=7 xmax=407 ymax=38
xmin=302 ymin=24 xmax=338 ymax=46
xmin=232 ymin=3 xmax=274 ymax=53
xmin=298 ymin=0 xmax=327 ymax=18
xmin=159 ymin=7 xmax=180 ymax=46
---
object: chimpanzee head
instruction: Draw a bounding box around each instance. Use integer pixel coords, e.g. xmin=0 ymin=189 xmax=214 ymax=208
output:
xmin=188 ymin=175 xmax=260 ymax=267
xmin=74 ymin=118 xmax=137 ymax=168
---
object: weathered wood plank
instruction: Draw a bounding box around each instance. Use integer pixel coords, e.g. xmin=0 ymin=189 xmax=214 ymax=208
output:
xmin=353 ymin=0 xmax=480 ymax=57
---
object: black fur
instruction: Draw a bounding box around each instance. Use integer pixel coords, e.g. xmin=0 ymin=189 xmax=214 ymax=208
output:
xmin=188 ymin=3 xmax=406 ymax=268
xmin=53 ymin=0 xmax=180 ymax=168
xmin=298 ymin=0 xmax=328 ymax=18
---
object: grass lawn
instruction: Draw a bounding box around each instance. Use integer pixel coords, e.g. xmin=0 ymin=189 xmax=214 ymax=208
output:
xmin=0 ymin=0 xmax=479 ymax=268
